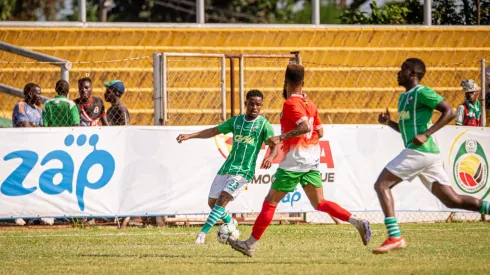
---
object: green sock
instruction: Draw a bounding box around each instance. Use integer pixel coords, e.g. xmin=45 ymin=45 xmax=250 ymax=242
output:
xmin=385 ymin=217 xmax=401 ymax=238
xmin=221 ymin=211 xmax=232 ymax=224
xmin=201 ymin=205 xmax=225 ymax=234
xmin=480 ymin=201 xmax=490 ymax=215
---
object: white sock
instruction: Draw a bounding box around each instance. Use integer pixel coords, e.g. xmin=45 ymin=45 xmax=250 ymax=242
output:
xmin=348 ymin=216 xmax=360 ymax=227
xmin=246 ymin=236 xmax=258 ymax=248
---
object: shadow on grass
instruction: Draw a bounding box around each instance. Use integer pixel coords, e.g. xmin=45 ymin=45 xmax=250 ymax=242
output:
xmin=79 ymin=254 xmax=311 ymax=265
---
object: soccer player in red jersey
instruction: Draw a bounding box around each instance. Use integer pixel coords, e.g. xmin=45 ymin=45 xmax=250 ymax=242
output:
xmin=228 ymin=64 xmax=371 ymax=257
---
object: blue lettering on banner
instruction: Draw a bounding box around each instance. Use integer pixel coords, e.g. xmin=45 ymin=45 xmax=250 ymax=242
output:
xmin=281 ymin=188 xmax=302 ymax=207
xmin=0 ymin=134 xmax=115 ymax=211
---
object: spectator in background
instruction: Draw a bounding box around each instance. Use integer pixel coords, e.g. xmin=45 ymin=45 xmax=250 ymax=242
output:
xmin=103 ymin=79 xmax=136 ymax=228
xmin=12 ymin=83 xmax=43 ymax=127
xmin=455 ymin=79 xmax=482 ymax=126
xmin=11 ymin=83 xmax=55 ymax=226
xmin=74 ymin=77 xmax=108 ymax=126
xmin=43 ymin=80 xmax=80 ymax=127
xmin=104 ymin=80 xmax=130 ymax=125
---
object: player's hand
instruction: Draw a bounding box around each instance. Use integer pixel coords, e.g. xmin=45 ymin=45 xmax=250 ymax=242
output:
xmin=378 ymin=108 xmax=390 ymax=125
xmin=412 ymin=133 xmax=428 ymax=146
xmin=261 ymin=156 xmax=274 ymax=169
xmin=268 ymin=135 xmax=282 ymax=146
xmin=176 ymin=134 xmax=190 ymax=143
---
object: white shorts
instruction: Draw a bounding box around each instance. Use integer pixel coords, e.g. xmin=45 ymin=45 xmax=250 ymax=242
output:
xmin=385 ymin=149 xmax=451 ymax=191
xmin=208 ymin=174 xmax=249 ymax=199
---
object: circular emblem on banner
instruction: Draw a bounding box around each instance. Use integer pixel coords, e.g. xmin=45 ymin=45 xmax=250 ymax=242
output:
xmin=213 ymin=134 xmax=233 ymax=159
xmin=94 ymin=106 xmax=100 ymax=114
xmin=453 ymin=139 xmax=488 ymax=194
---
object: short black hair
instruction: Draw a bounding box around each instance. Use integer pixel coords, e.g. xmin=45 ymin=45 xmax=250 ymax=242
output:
xmin=23 ymin=83 xmax=40 ymax=95
xmin=55 ymin=80 xmax=69 ymax=95
xmin=285 ymin=64 xmax=304 ymax=85
xmin=246 ymin=89 xmax=263 ymax=99
xmin=78 ymin=77 xmax=92 ymax=86
xmin=405 ymin=58 xmax=426 ymax=80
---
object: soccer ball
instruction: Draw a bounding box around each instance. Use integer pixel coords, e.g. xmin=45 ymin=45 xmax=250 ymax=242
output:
xmin=217 ymin=223 xmax=240 ymax=244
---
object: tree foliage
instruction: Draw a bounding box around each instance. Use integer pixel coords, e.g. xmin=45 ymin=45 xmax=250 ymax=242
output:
xmin=339 ymin=0 xmax=409 ymax=24
xmin=1 ymin=0 xmax=489 ymax=25
xmin=0 ymin=0 xmax=64 ymax=21
xmin=339 ymin=0 xmax=490 ymax=25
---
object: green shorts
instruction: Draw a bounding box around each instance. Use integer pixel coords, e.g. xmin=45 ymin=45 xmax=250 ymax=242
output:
xmin=271 ymin=168 xmax=323 ymax=193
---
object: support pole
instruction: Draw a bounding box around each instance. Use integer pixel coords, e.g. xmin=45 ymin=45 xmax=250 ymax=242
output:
xmin=153 ymin=53 xmax=162 ymax=125
xmin=230 ymin=57 xmax=235 ymax=117
xmin=221 ymin=56 xmax=227 ymax=121
xmin=239 ymin=56 xmax=244 ymax=114
xmin=79 ymin=0 xmax=87 ymax=23
xmin=482 ymin=59 xmax=487 ymax=126
xmin=312 ymin=0 xmax=320 ymax=25
xmin=196 ymin=0 xmax=205 ymax=24
xmin=424 ymin=0 xmax=432 ymax=26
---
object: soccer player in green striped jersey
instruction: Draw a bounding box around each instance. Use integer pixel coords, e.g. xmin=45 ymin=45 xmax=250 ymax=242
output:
xmin=373 ymin=58 xmax=490 ymax=254
xmin=176 ymin=90 xmax=279 ymax=244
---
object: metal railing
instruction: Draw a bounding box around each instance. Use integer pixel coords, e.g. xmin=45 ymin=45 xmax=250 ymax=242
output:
xmin=0 ymin=41 xmax=70 ymax=101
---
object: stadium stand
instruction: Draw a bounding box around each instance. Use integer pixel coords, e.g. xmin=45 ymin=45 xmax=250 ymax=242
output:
xmin=0 ymin=27 xmax=489 ymax=125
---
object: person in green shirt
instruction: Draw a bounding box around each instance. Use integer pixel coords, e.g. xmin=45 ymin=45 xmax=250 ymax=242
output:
xmin=43 ymin=80 xmax=80 ymax=127
xmin=176 ymin=90 xmax=278 ymax=244
xmin=373 ymin=58 xmax=490 ymax=254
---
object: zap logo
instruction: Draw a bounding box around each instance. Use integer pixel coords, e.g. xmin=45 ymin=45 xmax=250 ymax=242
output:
xmin=0 ymin=134 xmax=115 ymax=211
xmin=450 ymin=132 xmax=489 ymax=198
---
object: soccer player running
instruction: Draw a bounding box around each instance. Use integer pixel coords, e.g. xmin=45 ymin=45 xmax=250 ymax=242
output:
xmin=229 ymin=64 xmax=371 ymax=257
xmin=373 ymin=58 xmax=490 ymax=254
xmin=176 ymin=90 xmax=278 ymax=244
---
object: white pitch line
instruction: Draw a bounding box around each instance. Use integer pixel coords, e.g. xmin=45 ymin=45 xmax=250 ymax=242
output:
xmin=395 ymin=227 xmax=490 ymax=232
xmin=0 ymin=226 xmax=487 ymax=238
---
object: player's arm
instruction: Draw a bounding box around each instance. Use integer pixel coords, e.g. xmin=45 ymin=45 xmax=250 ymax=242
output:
xmin=316 ymin=128 xmax=324 ymax=138
xmin=268 ymin=120 xmax=311 ymax=146
xmin=177 ymin=117 xmax=235 ymax=143
xmin=261 ymin=122 xmax=278 ymax=169
xmin=261 ymin=143 xmax=279 ymax=169
xmin=313 ymin=111 xmax=323 ymax=138
xmin=176 ymin=127 xmax=220 ymax=143
xmin=378 ymin=108 xmax=400 ymax=133
xmin=413 ymin=100 xmax=455 ymax=146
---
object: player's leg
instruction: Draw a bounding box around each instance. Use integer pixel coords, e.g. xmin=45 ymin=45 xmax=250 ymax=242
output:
xmin=432 ymin=183 xmax=484 ymax=211
xmin=195 ymin=175 xmax=226 ymax=244
xmin=207 ymin=197 xmax=232 ymax=223
xmin=301 ymin=170 xmax=352 ymax=220
xmin=196 ymin=175 xmax=247 ymax=244
xmin=228 ymin=168 xmax=297 ymax=257
xmin=301 ymin=172 xmax=371 ymax=245
xmin=419 ymin=162 xmax=488 ymax=215
xmin=374 ymin=168 xmax=403 ymax=218
xmin=372 ymin=149 xmax=431 ymax=254
xmin=208 ymin=198 xmax=217 ymax=209
xmin=372 ymin=168 xmax=406 ymax=254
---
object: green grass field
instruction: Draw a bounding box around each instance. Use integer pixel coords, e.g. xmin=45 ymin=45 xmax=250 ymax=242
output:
xmin=0 ymin=223 xmax=489 ymax=274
